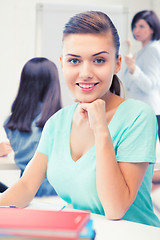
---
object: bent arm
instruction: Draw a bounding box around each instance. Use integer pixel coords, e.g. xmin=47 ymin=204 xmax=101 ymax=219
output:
xmin=0 ymin=152 xmax=47 ymax=207
xmin=124 ymin=48 xmax=160 ymax=93
xmin=80 ymin=99 xmax=153 ymax=220
xmin=95 ymin=128 xmax=148 ymax=219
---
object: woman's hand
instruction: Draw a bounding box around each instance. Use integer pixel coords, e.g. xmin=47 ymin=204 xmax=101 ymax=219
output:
xmin=0 ymin=142 xmax=12 ymax=157
xmin=77 ymin=99 xmax=108 ymax=133
xmin=125 ymin=53 xmax=136 ymax=74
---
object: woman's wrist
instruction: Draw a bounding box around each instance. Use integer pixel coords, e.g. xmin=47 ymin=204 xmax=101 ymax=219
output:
xmin=94 ymin=125 xmax=110 ymax=142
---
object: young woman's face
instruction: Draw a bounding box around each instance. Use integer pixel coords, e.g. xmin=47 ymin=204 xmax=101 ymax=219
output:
xmin=60 ymin=32 xmax=121 ymax=103
xmin=133 ymin=19 xmax=153 ymax=46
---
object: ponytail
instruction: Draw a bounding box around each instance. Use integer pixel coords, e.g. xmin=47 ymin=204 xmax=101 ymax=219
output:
xmin=110 ymin=75 xmax=121 ymax=96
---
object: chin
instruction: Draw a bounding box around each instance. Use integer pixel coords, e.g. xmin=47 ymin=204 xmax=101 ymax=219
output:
xmin=80 ymin=97 xmax=98 ymax=103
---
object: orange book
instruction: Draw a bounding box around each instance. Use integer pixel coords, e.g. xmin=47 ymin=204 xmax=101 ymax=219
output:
xmin=0 ymin=207 xmax=90 ymax=239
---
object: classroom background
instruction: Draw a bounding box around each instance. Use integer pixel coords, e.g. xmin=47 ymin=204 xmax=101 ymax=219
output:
xmin=0 ymin=0 xmax=160 ymax=224
xmin=0 ymin=0 xmax=160 ymax=127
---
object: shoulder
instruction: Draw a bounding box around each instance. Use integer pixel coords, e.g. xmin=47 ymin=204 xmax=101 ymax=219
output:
xmin=124 ymin=98 xmax=153 ymax=110
xmin=44 ymin=103 xmax=77 ymax=129
xmin=145 ymin=41 xmax=160 ymax=56
xmin=48 ymin=103 xmax=76 ymax=121
xmin=123 ymin=98 xmax=155 ymax=116
xmin=3 ymin=116 xmax=10 ymax=127
xmin=115 ymin=99 xmax=157 ymax=164
xmin=122 ymin=99 xmax=157 ymax=128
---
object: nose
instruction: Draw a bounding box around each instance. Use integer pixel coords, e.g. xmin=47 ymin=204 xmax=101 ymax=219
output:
xmin=79 ymin=61 xmax=93 ymax=80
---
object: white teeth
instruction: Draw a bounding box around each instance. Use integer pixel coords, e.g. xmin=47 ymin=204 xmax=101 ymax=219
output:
xmin=79 ymin=84 xmax=95 ymax=89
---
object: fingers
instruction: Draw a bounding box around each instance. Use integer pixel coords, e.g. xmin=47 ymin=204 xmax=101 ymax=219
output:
xmin=74 ymin=99 xmax=81 ymax=103
xmin=0 ymin=142 xmax=13 ymax=156
xmin=80 ymin=106 xmax=88 ymax=119
xmin=125 ymin=55 xmax=136 ymax=66
xmin=77 ymin=99 xmax=107 ymax=131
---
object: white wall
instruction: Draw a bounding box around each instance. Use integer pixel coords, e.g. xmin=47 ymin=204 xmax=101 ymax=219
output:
xmin=0 ymin=0 xmax=158 ymax=128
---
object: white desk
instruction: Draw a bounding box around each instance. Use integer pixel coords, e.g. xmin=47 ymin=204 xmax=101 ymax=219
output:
xmin=91 ymin=213 xmax=160 ymax=240
xmin=26 ymin=196 xmax=160 ymax=240
xmin=0 ymin=153 xmax=20 ymax=187
xmin=0 ymin=152 xmax=19 ymax=170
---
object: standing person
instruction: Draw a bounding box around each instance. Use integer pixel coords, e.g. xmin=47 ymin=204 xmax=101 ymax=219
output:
xmin=123 ymin=10 xmax=160 ymax=140
xmin=4 ymin=57 xmax=62 ymax=197
xmin=0 ymin=11 xmax=160 ymax=227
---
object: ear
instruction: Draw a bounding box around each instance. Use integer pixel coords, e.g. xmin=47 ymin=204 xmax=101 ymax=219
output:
xmin=60 ymin=55 xmax=63 ymax=69
xmin=114 ymin=55 xmax=121 ymax=74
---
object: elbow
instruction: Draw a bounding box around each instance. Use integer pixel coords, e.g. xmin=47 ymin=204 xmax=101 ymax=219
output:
xmin=103 ymin=199 xmax=134 ymax=220
xmin=103 ymin=198 xmax=136 ymax=220
xmin=104 ymin=208 xmax=127 ymax=221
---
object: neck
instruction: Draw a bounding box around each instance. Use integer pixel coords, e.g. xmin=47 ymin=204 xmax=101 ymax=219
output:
xmin=142 ymin=39 xmax=151 ymax=48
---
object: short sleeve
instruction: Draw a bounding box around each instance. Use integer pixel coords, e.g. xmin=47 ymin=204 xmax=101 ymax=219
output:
xmin=36 ymin=117 xmax=54 ymax=156
xmin=116 ymin=105 xmax=157 ymax=163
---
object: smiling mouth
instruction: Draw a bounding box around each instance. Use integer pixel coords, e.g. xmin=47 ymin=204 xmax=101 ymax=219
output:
xmin=76 ymin=83 xmax=99 ymax=89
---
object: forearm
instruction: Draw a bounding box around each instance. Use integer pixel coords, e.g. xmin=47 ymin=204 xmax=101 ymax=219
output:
xmin=0 ymin=152 xmax=48 ymax=207
xmin=95 ymin=128 xmax=132 ymax=219
xmin=0 ymin=178 xmax=37 ymax=207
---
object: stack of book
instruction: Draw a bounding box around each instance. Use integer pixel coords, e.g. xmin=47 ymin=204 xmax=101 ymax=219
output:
xmin=0 ymin=207 xmax=96 ymax=239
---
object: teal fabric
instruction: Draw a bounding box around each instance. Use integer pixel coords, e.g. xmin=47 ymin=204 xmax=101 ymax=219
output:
xmin=37 ymin=99 xmax=160 ymax=227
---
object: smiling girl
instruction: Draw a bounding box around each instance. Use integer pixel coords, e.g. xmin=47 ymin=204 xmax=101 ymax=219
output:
xmin=0 ymin=11 xmax=160 ymax=227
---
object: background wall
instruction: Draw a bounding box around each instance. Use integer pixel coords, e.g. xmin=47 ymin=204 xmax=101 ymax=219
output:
xmin=0 ymin=0 xmax=159 ymax=128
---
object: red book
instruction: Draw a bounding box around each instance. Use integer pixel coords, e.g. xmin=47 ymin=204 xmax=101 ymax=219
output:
xmin=0 ymin=207 xmax=90 ymax=239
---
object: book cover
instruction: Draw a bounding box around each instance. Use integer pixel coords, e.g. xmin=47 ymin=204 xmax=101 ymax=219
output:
xmin=0 ymin=220 xmax=96 ymax=240
xmin=0 ymin=208 xmax=90 ymax=239
xmin=79 ymin=219 xmax=96 ymax=240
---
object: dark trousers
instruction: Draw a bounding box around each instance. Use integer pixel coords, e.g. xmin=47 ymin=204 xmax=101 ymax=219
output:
xmin=157 ymin=115 xmax=160 ymax=141
xmin=0 ymin=182 xmax=8 ymax=193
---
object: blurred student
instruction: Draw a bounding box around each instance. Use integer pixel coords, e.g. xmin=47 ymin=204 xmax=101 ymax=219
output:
xmin=4 ymin=57 xmax=62 ymax=197
xmin=123 ymin=10 xmax=160 ymax=140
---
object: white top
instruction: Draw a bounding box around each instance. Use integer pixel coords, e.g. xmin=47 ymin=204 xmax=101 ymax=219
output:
xmin=123 ymin=41 xmax=160 ymax=114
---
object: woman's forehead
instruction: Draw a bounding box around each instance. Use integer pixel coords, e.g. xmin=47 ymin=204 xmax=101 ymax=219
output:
xmin=62 ymin=32 xmax=115 ymax=54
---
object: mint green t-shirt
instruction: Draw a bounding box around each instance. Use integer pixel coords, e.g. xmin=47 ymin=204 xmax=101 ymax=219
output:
xmin=37 ymin=99 xmax=160 ymax=227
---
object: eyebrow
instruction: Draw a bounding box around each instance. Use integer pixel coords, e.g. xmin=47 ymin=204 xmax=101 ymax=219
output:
xmin=66 ymin=51 xmax=109 ymax=58
xmin=92 ymin=51 xmax=109 ymax=56
xmin=66 ymin=54 xmax=81 ymax=57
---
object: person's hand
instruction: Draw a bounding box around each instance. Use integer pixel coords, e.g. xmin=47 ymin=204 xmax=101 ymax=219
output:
xmin=0 ymin=142 xmax=13 ymax=157
xmin=76 ymin=99 xmax=108 ymax=133
xmin=125 ymin=53 xmax=136 ymax=74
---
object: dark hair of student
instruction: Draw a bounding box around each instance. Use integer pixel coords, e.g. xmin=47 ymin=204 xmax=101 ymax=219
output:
xmin=131 ymin=10 xmax=160 ymax=40
xmin=6 ymin=57 xmax=62 ymax=132
xmin=63 ymin=11 xmax=121 ymax=96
